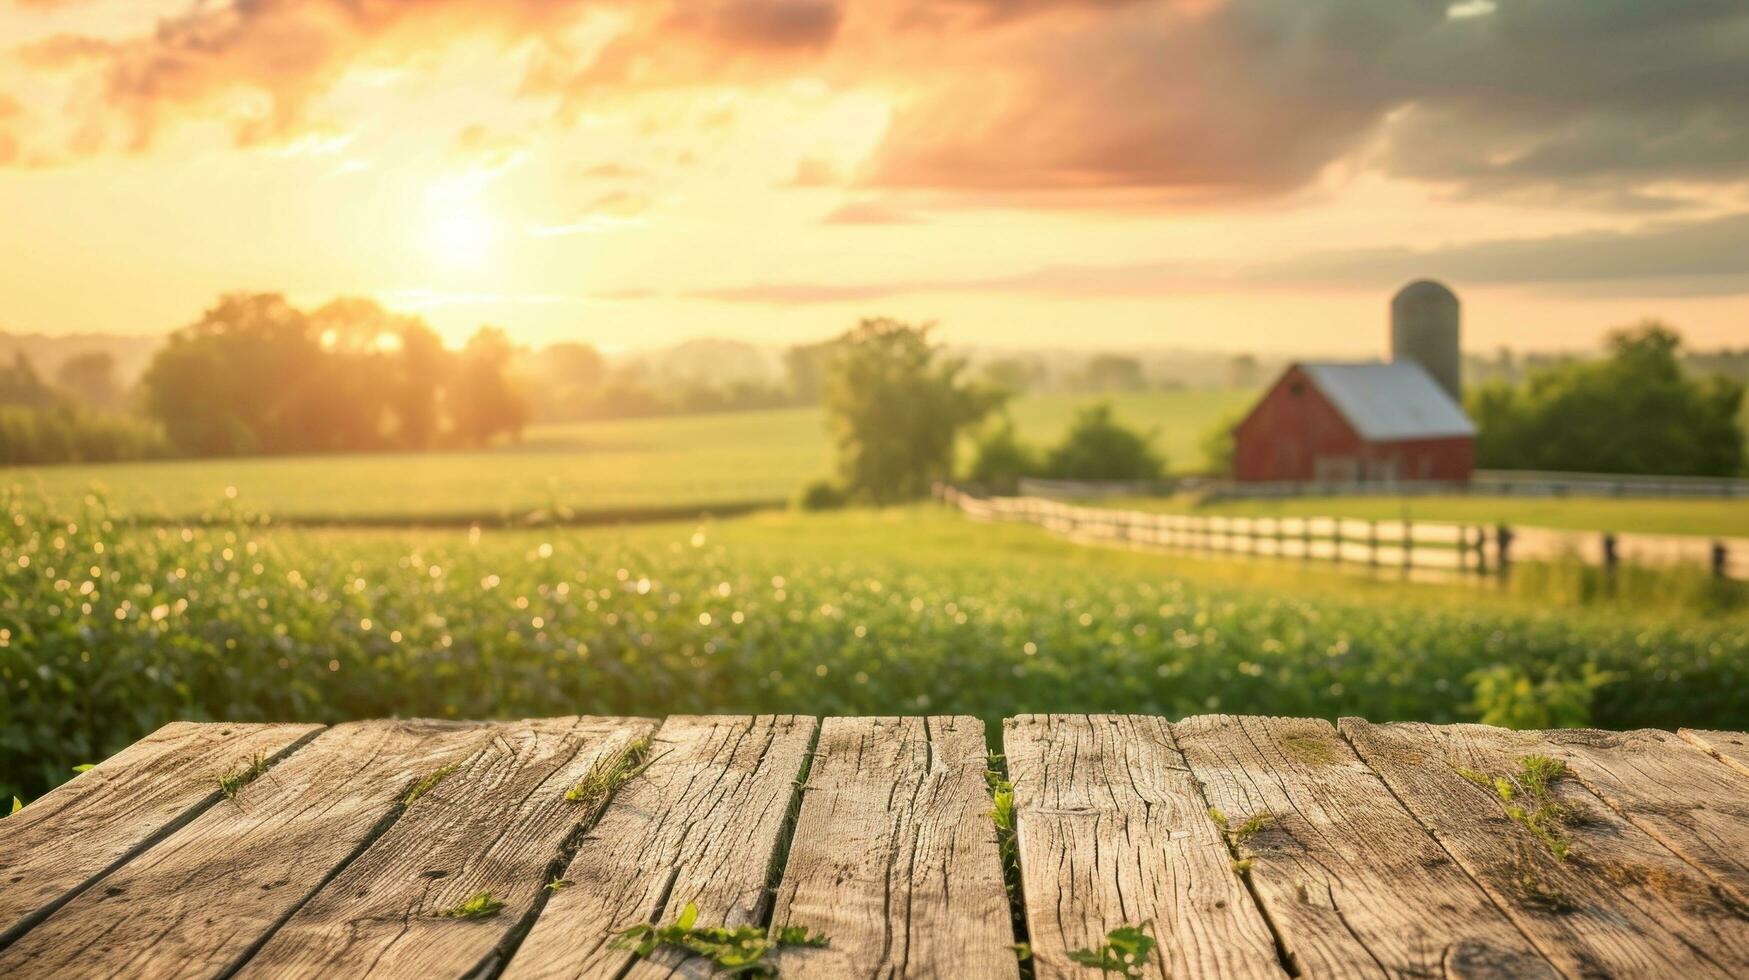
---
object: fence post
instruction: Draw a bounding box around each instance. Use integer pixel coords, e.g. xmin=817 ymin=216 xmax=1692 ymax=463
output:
xmin=1368 ymin=520 xmax=1378 ymax=567
xmin=1602 ymin=533 xmax=1618 ymax=571
xmin=1496 ymin=525 xmax=1513 ymax=575
xmin=1714 ymin=541 xmax=1728 ymax=579
xmin=1403 ymin=519 xmax=1414 ymax=572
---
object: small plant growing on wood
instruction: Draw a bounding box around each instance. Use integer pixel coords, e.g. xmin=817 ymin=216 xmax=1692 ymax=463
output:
xmin=613 ymin=901 xmax=828 ymax=977
xmin=439 ymin=891 xmax=505 ymax=919
xmin=404 ymin=763 xmax=460 ymax=805
xmin=1453 ymin=755 xmax=1575 ymax=860
xmin=1209 ymin=806 xmax=1273 ymax=876
xmin=545 ymin=875 xmax=570 ymax=893
xmin=9 ymin=797 xmax=21 ymax=815
xmin=565 ymin=736 xmax=653 ymax=805
xmin=1068 ymin=923 xmax=1156 ymax=977
xmin=217 ymin=753 xmax=270 ymax=799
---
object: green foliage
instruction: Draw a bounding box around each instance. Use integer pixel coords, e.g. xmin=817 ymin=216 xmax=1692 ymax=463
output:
xmin=1043 ymin=403 xmax=1164 ymax=481
xmin=10 ymin=797 xmax=20 ymax=815
xmin=966 ymin=419 xmax=1040 ymax=494
xmin=4 ymin=501 xmax=1747 ymax=804
xmin=794 ymin=478 xmax=848 ymax=512
xmin=1469 ymin=322 xmax=1746 ymax=476
xmin=438 ymin=891 xmax=505 ymax=919
xmin=1467 ymin=664 xmax=1617 ymax=729
xmin=823 ymin=319 xmax=1005 ymax=503
xmin=614 ymin=902 xmax=827 ymax=977
xmin=1068 ymin=924 xmax=1156 ymax=977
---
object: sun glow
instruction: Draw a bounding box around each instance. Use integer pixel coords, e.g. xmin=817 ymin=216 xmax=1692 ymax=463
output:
xmin=425 ymin=198 xmax=496 ymax=267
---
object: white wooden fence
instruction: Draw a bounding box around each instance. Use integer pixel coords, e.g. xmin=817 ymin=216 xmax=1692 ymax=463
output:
xmin=939 ymin=486 xmax=1749 ymax=580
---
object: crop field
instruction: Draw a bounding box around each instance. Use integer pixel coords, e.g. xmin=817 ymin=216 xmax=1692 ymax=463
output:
xmin=1109 ymin=493 xmax=1749 ymax=538
xmin=8 ymin=389 xmax=1248 ymax=521
xmin=5 ymin=497 xmax=1744 ymax=803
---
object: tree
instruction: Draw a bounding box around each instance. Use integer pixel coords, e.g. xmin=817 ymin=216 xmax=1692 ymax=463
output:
xmin=1044 ymin=402 xmax=1164 ymax=480
xmin=1469 ymin=321 xmax=1745 ymax=477
xmin=1078 ymin=354 xmax=1146 ymax=392
xmin=980 ymin=356 xmax=1045 ymax=394
xmin=1226 ymin=354 xmax=1260 ymax=390
xmin=822 ymin=318 xmax=1004 ymax=503
xmin=450 ymin=327 xmax=530 ymax=447
xmin=1198 ymin=409 xmax=1245 ymax=476
xmin=54 ymin=352 xmax=122 ymax=410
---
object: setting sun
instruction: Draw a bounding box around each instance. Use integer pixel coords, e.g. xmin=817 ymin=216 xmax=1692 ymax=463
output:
xmin=424 ymin=197 xmax=497 ymax=268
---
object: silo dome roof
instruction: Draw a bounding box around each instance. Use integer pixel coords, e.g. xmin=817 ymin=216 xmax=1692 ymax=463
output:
xmin=1392 ymin=279 xmax=1458 ymax=306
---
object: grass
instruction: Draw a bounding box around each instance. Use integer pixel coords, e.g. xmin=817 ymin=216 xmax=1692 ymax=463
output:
xmin=404 ymin=762 xmax=460 ymax=805
xmin=5 ymin=390 xmax=1247 ymax=522
xmin=564 ymin=736 xmax=653 ymax=805
xmin=1110 ymin=493 xmax=1749 ymax=538
xmin=217 ymin=753 xmax=271 ymax=799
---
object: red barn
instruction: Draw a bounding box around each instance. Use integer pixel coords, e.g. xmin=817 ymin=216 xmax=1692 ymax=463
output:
xmin=1233 ymin=362 xmax=1475 ymax=483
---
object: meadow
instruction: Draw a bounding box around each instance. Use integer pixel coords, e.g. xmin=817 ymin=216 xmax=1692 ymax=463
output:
xmin=1109 ymin=493 xmax=1749 ymax=538
xmin=7 ymin=389 xmax=1249 ymax=522
xmin=5 ymin=497 xmax=1744 ymax=803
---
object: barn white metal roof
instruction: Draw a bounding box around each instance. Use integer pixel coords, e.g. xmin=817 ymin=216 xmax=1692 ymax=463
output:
xmin=1299 ymin=361 xmax=1476 ymax=442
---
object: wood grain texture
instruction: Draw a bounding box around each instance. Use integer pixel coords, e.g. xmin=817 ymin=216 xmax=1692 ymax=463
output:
xmin=1341 ymin=719 xmax=1749 ymax=979
xmin=1173 ymin=715 xmax=1557 ymax=978
xmin=501 ymin=714 xmax=816 ymax=980
xmin=1003 ymin=714 xmax=1283 ymax=980
xmin=1536 ymin=727 xmax=1749 ymax=908
xmin=1683 ymin=729 xmax=1749 ymax=780
xmin=0 ymin=721 xmax=322 ymax=946
xmin=0 ymin=720 xmax=489 ymax=979
xmin=769 ymin=716 xmax=1018 ymax=980
xmin=234 ymin=717 xmax=657 ymax=979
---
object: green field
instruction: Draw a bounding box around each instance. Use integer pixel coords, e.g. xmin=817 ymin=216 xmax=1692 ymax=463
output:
xmin=9 ymin=390 xmax=1248 ymax=521
xmin=1107 ymin=494 xmax=1749 ymax=538
xmin=5 ymin=501 xmax=1744 ymax=802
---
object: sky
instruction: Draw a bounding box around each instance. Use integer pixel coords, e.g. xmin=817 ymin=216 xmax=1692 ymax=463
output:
xmin=1 ymin=0 xmax=1747 ymax=355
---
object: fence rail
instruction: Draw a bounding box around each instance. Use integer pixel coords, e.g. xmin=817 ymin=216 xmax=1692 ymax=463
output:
xmin=940 ymin=486 xmax=1749 ymax=580
xmin=1017 ymin=470 xmax=1749 ymax=503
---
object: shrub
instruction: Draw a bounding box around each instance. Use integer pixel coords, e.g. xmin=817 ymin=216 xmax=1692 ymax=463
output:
xmin=1044 ymin=403 xmax=1164 ymax=481
xmin=966 ymin=420 xmax=1039 ymax=494
xmin=795 ymin=478 xmax=848 ymax=511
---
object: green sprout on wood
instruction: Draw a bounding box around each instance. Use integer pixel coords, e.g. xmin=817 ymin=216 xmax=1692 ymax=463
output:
xmin=9 ymin=797 xmax=21 ymax=816
xmin=545 ymin=875 xmax=571 ymax=893
xmin=613 ymin=901 xmax=828 ymax=977
xmin=1068 ymin=923 xmax=1156 ymax=977
xmin=404 ymin=763 xmax=460 ymax=805
xmin=565 ymin=736 xmax=653 ymax=805
xmin=217 ymin=753 xmax=271 ymax=799
xmin=1455 ymin=755 xmax=1575 ymax=860
xmin=439 ymin=891 xmax=505 ymax=919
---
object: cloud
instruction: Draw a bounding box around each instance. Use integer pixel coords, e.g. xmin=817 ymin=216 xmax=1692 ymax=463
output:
xmin=682 ymin=210 xmax=1749 ymax=302
xmin=6 ymin=0 xmax=1748 ymax=216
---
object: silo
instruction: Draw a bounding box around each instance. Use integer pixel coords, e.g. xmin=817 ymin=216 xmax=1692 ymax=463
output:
xmin=1390 ymin=279 xmax=1461 ymax=402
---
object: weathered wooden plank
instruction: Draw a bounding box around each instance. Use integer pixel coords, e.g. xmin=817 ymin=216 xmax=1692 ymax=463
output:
xmin=1173 ymin=715 xmax=1557 ymax=978
xmin=1683 ymin=729 xmax=1749 ymax=780
xmin=0 ymin=720 xmax=489 ymax=978
xmin=0 ymin=721 xmax=322 ymax=947
xmin=502 ymin=714 xmax=816 ymax=980
xmin=769 ymin=716 xmax=1017 ymax=979
xmin=1003 ymin=714 xmax=1282 ymax=980
xmin=1342 ymin=719 xmax=1749 ymax=978
xmin=234 ymin=717 xmax=658 ymax=979
xmin=1531 ymin=727 xmax=1749 ymax=907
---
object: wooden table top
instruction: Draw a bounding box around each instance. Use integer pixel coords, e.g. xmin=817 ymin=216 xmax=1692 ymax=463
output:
xmin=3 ymin=715 xmax=1747 ymax=978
